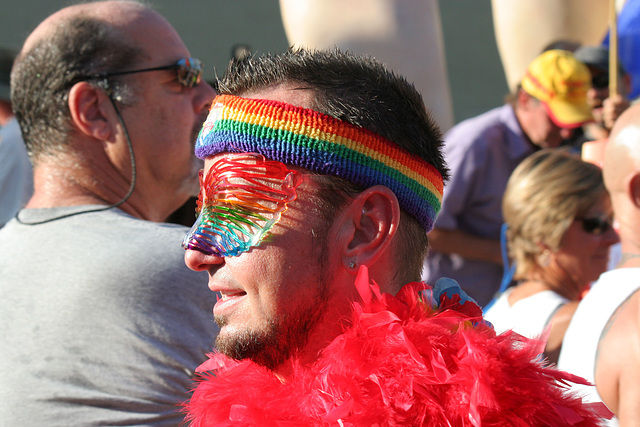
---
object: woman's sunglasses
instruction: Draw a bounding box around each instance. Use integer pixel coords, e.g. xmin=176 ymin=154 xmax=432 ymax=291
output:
xmin=95 ymin=57 xmax=203 ymax=88
xmin=576 ymin=216 xmax=614 ymax=235
xmin=591 ymin=73 xmax=609 ymax=90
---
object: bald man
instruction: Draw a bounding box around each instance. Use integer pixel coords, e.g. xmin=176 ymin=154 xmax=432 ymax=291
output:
xmin=558 ymin=103 xmax=640 ymax=426
xmin=0 ymin=1 xmax=217 ymax=424
xmin=595 ymin=106 xmax=640 ymax=425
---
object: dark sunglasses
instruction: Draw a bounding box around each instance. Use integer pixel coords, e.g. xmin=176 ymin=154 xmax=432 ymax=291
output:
xmin=591 ymin=73 xmax=609 ymax=90
xmin=96 ymin=57 xmax=203 ymax=88
xmin=576 ymin=216 xmax=614 ymax=235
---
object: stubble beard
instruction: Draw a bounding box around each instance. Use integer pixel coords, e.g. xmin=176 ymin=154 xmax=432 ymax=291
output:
xmin=214 ymin=228 xmax=332 ymax=370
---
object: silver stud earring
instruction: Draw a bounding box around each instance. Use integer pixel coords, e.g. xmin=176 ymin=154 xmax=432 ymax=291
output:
xmin=349 ymin=261 xmax=356 ymax=269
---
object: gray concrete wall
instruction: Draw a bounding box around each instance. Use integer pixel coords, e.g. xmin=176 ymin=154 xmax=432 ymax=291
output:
xmin=439 ymin=0 xmax=509 ymax=122
xmin=0 ymin=0 xmax=507 ymax=126
xmin=0 ymin=0 xmax=290 ymax=81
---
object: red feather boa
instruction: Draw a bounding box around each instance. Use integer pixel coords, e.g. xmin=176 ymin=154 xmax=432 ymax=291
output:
xmin=185 ymin=267 xmax=611 ymax=426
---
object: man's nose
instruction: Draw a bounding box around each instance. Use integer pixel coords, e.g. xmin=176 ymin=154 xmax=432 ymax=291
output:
xmin=559 ymin=127 xmax=574 ymax=140
xmin=195 ymin=80 xmax=216 ymax=113
xmin=184 ymin=247 xmax=224 ymax=272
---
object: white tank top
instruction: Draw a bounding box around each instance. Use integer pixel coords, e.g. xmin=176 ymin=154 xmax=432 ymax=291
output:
xmin=558 ymin=268 xmax=640 ymax=426
xmin=484 ymin=288 xmax=568 ymax=339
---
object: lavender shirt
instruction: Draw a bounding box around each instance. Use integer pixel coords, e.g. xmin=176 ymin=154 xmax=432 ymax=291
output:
xmin=423 ymin=105 xmax=535 ymax=306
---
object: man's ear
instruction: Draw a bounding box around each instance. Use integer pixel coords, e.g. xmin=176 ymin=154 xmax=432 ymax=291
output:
xmin=68 ymin=81 xmax=114 ymax=140
xmin=516 ymin=89 xmax=534 ymax=110
xmin=336 ymin=185 xmax=400 ymax=271
xmin=628 ymin=172 xmax=640 ymax=209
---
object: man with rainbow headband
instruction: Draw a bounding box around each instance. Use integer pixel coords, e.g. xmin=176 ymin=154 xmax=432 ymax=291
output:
xmin=182 ymin=48 xmax=609 ymax=425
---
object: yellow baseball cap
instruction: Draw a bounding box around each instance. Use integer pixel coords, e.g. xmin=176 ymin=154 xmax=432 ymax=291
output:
xmin=521 ymin=49 xmax=593 ymax=129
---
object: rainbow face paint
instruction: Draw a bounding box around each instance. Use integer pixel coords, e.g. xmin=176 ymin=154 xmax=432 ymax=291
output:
xmin=182 ymin=153 xmax=303 ymax=256
xmin=194 ymin=94 xmax=444 ymax=233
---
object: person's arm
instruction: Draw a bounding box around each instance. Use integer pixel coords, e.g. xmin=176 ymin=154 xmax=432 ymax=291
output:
xmin=430 ymin=125 xmax=504 ymax=265
xmin=428 ymin=227 xmax=502 ymax=265
xmin=595 ymin=290 xmax=640 ymax=426
xmin=603 ymin=94 xmax=631 ymax=131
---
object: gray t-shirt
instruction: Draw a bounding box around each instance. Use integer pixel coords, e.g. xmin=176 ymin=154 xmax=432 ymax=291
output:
xmin=0 ymin=206 xmax=218 ymax=426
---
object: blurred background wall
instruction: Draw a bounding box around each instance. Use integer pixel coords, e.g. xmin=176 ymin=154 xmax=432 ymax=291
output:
xmin=0 ymin=0 xmax=580 ymax=130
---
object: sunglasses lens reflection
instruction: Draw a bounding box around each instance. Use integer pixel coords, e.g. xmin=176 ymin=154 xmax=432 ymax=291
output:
xmin=177 ymin=58 xmax=202 ymax=88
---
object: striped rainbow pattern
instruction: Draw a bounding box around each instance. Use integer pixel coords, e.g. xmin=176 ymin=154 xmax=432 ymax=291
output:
xmin=195 ymin=94 xmax=444 ymax=232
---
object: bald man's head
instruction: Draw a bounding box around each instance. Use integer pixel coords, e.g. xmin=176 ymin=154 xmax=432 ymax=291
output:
xmin=23 ymin=1 xmax=150 ymax=53
xmin=10 ymin=0 xmax=170 ymax=161
xmin=604 ymin=103 xmax=640 ymax=195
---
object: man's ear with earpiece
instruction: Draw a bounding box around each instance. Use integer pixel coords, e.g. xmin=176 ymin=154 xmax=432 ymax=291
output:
xmin=333 ymin=185 xmax=400 ymax=271
xmin=68 ymin=81 xmax=115 ymax=141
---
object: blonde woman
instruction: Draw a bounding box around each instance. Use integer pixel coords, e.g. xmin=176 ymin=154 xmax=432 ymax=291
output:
xmin=484 ymin=149 xmax=619 ymax=363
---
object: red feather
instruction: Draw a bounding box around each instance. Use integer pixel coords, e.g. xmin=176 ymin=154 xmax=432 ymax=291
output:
xmin=185 ymin=266 xmax=611 ymax=426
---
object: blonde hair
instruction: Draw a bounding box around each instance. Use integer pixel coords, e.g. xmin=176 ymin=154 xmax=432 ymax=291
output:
xmin=503 ymin=149 xmax=606 ymax=279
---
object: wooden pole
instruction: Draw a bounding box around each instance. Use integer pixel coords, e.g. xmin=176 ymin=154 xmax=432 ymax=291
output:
xmin=609 ymin=0 xmax=619 ymax=95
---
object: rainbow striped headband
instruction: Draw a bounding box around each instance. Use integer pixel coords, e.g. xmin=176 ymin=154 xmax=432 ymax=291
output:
xmin=195 ymin=94 xmax=444 ymax=232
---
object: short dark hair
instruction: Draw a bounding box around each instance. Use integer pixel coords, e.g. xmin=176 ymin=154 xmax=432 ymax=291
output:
xmin=216 ymin=48 xmax=448 ymax=280
xmin=11 ymin=14 xmax=140 ymax=162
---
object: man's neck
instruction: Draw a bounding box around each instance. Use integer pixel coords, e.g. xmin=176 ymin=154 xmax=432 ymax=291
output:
xmin=272 ymin=313 xmax=347 ymax=381
xmin=617 ymin=252 xmax=640 ymax=269
xmin=27 ymin=157 xmax=170 ymax=222
xmin=614 ymin=233 xmax=640 ymax=268
xmin=512 ymin=104 xmax=540 ymax=152
xmin=271 ymin=265 xmax=405 ymax=380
